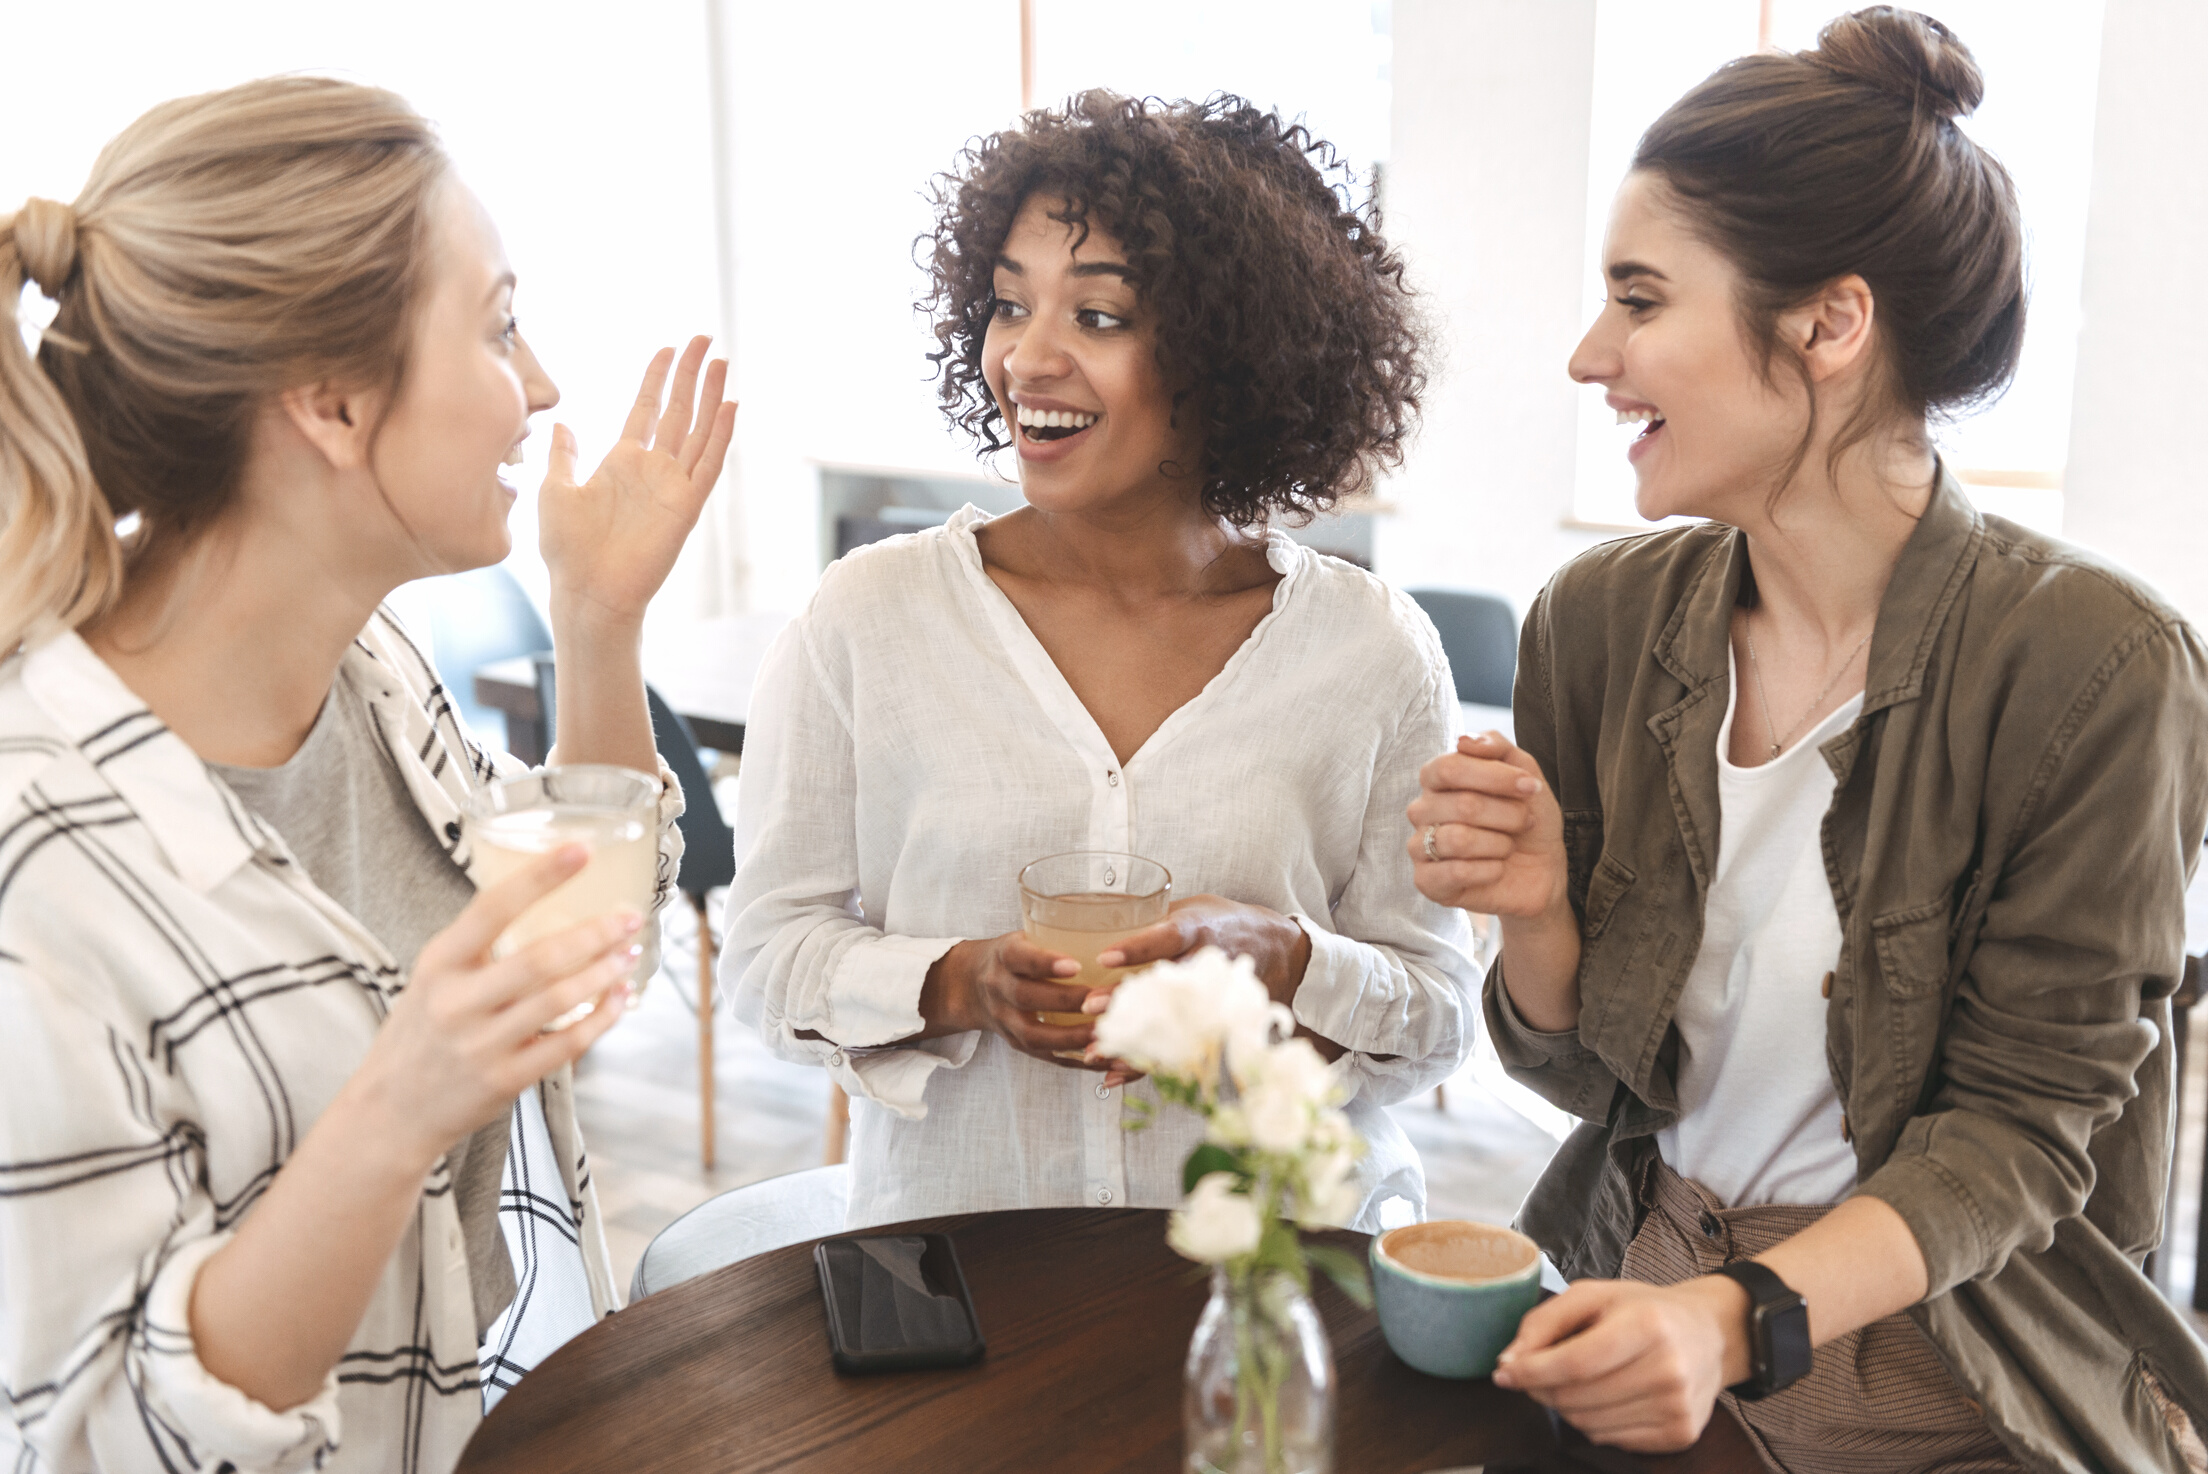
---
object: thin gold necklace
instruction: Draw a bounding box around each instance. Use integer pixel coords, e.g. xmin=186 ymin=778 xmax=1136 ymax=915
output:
xmin=1745 ymin=612 xmax=1873 ymax=759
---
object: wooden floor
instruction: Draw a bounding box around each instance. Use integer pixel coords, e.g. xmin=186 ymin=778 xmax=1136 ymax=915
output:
xmin=578 ymin=898 xmax=1565 ymax=1293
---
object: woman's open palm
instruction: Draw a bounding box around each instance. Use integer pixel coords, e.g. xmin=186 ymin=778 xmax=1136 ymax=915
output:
xmin=539 ymin=336 xmax=736 ymax=623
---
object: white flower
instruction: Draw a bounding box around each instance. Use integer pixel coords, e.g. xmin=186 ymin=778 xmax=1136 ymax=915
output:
xmin=1238 ymin=1037 xmax=1342 ymax=1108
xmin=1094 ymin=947 xmax=1285 ymax=1084
xmin=1296 ymin=1111 xmax=1360 ymax=1227
xmin=1241 ymin=1080 xmax=1312 ymax=1154
xmin=1168 ymin=1172 xmax=1264 ymax=1263
xmin=1299 ymin=1174 xmax=1363 ymax=1230
xmin=1206 ymin=1104 xmax=1252 ymax=1147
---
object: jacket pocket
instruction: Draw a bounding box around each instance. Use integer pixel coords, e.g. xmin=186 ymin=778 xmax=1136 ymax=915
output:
xmin=1872 ymin=900 xmax=1953 ymax=1000
xmin=1582 ymin=852 xmax=1637 ymax=942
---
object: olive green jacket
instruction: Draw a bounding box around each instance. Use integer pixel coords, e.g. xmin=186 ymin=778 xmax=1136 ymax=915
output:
xmin=1488 ymin=471 xmax=2208 ymax=1472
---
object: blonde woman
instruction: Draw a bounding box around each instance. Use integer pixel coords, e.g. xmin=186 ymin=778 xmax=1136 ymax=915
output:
xmin=0 ymin=79 xmax=732 ymax=1472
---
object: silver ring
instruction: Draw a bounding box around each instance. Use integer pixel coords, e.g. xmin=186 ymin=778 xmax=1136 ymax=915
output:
xmin=1422 ymin=824 xmax=1441 ymax=862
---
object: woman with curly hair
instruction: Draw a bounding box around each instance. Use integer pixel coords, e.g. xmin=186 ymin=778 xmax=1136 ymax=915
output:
xmin=728 ymin=91 xmax=1476 ymax=1229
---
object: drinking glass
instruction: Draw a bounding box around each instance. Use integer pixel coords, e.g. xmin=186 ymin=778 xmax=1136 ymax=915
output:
xmin=464 ymin=764 xmax=660 ymax=1029
xmin=1018 ymin=851 xmax=1172 ymax=1048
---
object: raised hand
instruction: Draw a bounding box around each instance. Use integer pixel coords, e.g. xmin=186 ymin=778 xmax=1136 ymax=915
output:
xmin=538 ymin=336 xmax=736 ymax=628
xmin=1406 ymin=732 xmax=1569 ymax=919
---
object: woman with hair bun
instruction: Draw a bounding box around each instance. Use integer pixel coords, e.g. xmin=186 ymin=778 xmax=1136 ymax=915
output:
xmin=728 ymin=91 xmax=1475 ymax=1231
xmin=1413 ymin=9 xmax=2208 ymax=1470
xmin=0 ymin=78 xmax=730 ymax=1471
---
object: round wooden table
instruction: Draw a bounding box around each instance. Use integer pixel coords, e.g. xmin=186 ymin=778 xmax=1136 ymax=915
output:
xmin=458 ymin=1208 xmax=1764 ymax=1473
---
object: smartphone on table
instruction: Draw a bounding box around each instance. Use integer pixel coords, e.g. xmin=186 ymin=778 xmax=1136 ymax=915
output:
xmin=814 ymin=1232 xmax=986 ymax=1374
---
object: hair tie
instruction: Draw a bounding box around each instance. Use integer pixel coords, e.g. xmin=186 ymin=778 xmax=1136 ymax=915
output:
xmin=14 ymin=197 xmax=80 ymax=298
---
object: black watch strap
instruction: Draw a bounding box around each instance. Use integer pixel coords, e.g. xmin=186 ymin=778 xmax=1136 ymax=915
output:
xmin=1717 ymin=1260 xmax=1811 ymax=1400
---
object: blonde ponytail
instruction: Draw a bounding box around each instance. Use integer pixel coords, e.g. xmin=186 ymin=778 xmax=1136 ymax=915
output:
xmin=0 ymin=76 xmax=448 ymax=657
xmin=1 ymin=200 xmax=122 ymax=654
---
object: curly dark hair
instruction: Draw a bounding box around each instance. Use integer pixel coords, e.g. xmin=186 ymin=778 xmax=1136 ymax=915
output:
xmin=920 ymin=90 xmax=1425 ymax=526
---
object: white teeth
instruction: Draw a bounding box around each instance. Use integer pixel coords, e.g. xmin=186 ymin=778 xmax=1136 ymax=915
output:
xmin=1613 ymin=408 xmax=1664 ymax=426
xmin=1015 ymin=405 xmax=1099 ymax=430
xmin=502 ymin=446 xmax=525 ymax=466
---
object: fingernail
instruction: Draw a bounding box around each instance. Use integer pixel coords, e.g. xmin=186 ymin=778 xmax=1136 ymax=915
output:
xmin=621 ymin=983 xmax=639 ymax=1011
xmin=1516 ymin=777 xmax=1539 ymax=794
xmin=625 ymin=943 xmax=643 ymax=961
xmin=556 ymin=842 xmax=589 ymax=867
xmin=1081 ymin=993 xmax=1110 ymax=1014
xmin=1054 ymin=959 xmax=1080 ymax=976
xmin=1496 ymin=1347 xmax=1517 ymax=1365
xmin=1098 ymin=950 xmax=1124 ymax=966
xmin=621 ymin=909 xmax=644 ymax=934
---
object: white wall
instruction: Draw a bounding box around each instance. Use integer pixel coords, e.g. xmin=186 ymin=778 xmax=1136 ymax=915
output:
xmin=1376 ymin=0 xmax=1609 ymax=618
xmin=2061 ymin=0 xmax=2208 ymax=627
xmin=0 ymin=1 xmax=724 ymax=623
xmin=712 ymin=1 xmax=1022 ymax=618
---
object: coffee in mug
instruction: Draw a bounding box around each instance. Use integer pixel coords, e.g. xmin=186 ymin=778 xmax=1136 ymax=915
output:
xmin=1369 ymin=1219 xmax=1543 ymax=1379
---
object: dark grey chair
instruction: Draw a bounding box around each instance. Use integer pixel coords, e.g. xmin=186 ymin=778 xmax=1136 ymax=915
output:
xmin=418 ymin=565 xmax=552 ymax=748
xmin=532 ymin=661 xmax=739 ymax=1168
xmin=1406 ymin=589 xmax=1518 ymax=709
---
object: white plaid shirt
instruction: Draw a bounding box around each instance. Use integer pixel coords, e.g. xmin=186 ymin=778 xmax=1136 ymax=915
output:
xmin=0 ymin=610 xmax=682 ymax=1474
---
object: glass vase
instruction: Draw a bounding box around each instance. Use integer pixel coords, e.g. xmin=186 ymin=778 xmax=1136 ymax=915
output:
xmin=1184 ymin=1264 xmax=1335 ymax=1474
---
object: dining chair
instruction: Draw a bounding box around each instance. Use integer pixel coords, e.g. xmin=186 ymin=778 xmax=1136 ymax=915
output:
xmin=629 ymin=1163 xmax=852 ymax=1302
xmin=1405 ymin=588 xmax=1517 ymax=709
xmin=647 ymin=689 xmax=739 ymax=1172
xmin=824 ymin=1084 xmax=850 ymax=1166
xmin=531 ymin=662 xmax=738 ymax=1170
xmin=413 ymin=564 xmax=553 ymax=749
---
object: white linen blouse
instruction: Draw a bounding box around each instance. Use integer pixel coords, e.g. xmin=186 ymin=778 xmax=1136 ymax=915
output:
xmin=0 ymin=612 xmax=682 ymax=1474
xmin=726 ymin=507 xmax=1478 ymax=1230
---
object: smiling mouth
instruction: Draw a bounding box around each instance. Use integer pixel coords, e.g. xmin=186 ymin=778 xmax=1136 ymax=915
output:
xmin=1616 ymin=407 xmax=1666 ymax=439
xmin=1016 ymin=404 xmax=1100 ymax=443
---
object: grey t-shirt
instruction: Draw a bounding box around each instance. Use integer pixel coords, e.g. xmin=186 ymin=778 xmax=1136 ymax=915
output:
xmin=214 ymin=676 xmax=517 ymax=1336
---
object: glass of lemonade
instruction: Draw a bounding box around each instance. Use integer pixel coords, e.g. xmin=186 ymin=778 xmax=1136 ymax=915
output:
xmin=1018 ymin=851 xmax=1172 ymax=1051
xmin=463 ymin=764 xmax=660 ymax=1030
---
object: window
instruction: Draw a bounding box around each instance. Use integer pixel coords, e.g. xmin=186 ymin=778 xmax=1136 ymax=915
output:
xmin=1571 ymin=0 xmax=2105 ymax=534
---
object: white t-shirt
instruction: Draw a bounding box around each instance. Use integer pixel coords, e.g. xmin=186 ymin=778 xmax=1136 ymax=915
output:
xmin=1655 ymin=652 xmax=1864 ymax=1208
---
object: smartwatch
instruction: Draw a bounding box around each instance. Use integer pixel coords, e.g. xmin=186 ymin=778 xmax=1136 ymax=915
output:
xmin=1716 ymin=1260 xmax=1811 ymax=1399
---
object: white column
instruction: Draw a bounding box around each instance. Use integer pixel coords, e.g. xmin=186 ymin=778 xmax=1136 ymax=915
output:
xmin=1377 ymin=0 xmax=1608 ymax=616
xmin=2061 ymin=0 xmax=2208 ymax=626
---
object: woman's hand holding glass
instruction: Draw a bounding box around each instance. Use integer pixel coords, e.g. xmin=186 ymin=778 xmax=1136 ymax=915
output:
xmin=1080 ymin=895 xmax=1316 ymax=1087
xmin=919 ymin=932 xmax=1103 ymax=1068
xmin=351 ymin=843 xmax=642 ymax=1169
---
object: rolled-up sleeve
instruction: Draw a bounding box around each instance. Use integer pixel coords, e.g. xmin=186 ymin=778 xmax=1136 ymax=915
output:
xmin=1480 ymin=582 xmax=1625 ymax=1120
xmin=722 ymin=617 xmax=973 ymax=1119
xmin=1289 ymin=664 xmax=1479 ymax=1107
xmin=1 ymin=967 xmax=340 ymax=1474
xmin=1855 ymin=619 xmax=2208 ymax=1296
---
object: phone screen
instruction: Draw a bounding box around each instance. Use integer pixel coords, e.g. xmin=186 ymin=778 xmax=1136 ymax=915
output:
xmin=817 ymin=1235 xmax=981 ymax=1360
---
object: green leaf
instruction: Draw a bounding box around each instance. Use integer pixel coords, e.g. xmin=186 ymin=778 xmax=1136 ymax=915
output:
xmin=1255 ymin=1220 xmax=1308 ymax=1288
xmin=1181 ymin=1142 xmax=1244 ymax=1195
xmin=1302 ymin=1243 xmax=1374 ymax=1309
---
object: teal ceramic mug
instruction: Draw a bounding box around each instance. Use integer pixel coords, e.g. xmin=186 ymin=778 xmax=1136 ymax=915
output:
xmin=1369 ymin=1220 xmax=1543 ymax=1379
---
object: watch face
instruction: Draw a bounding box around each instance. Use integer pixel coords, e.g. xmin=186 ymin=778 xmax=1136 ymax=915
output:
xmin=1762 ymin=1298 xmax=1812 ymax=1391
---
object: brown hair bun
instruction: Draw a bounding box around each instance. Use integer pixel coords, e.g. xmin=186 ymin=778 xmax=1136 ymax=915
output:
xmin=1630 ymin=7 xmax=2023 ymax=482
xmin=1810 ymin=6 xmax=1984 ymax=122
